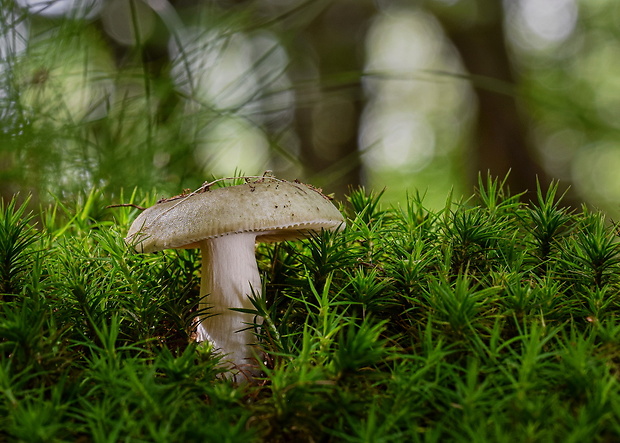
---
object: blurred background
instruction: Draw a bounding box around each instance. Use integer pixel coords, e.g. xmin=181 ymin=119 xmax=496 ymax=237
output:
xmin=0 ymin=0 xmax=619 ymax=214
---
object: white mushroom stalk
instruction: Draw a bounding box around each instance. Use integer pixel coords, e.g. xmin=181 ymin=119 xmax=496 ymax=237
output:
xmin=196 ymin=233 xmax=261 ymax=371
xmin=125 ymin=178 xmax=344 ymax=379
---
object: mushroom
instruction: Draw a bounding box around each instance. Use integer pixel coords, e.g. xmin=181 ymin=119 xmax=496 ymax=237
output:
xmin=125 ymin=178 xmax=344 ymax=378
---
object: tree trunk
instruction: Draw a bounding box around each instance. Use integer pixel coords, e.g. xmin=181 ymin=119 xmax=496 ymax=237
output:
xmin=289 ymin=0 xmax=376 ymax=197
xmin=437 ymin=1 xmax=549 ymax=199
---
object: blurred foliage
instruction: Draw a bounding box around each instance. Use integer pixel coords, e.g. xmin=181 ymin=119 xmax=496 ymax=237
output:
xmin=2 ymin=0 xmax=620 ymax=214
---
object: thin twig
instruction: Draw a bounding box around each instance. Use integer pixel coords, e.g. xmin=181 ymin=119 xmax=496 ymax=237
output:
xmin=106 ymin=203 xmax=146 ymax=211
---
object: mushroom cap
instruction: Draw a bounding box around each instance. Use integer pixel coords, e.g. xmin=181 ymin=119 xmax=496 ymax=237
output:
xmin=126 ymin=180 xmax=345 ymax=253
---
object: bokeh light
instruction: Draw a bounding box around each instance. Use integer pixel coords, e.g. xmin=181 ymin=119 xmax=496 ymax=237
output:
xmin=362 ymin=4 xmax=473 ymax=206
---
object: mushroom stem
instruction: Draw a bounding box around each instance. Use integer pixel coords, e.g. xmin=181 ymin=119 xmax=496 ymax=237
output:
xmin=196 ymin=233 xmax=261 ymax=372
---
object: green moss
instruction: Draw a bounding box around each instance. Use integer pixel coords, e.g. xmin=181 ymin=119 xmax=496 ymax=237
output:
xmin=1 ymin=176 xmax=619 ymax=441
